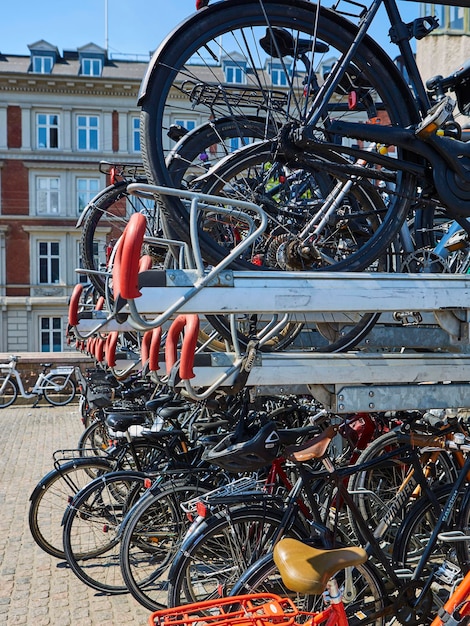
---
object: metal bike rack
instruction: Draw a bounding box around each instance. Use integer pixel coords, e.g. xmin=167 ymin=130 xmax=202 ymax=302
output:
xmin=71 ymin=184 xmax=470 ymax=412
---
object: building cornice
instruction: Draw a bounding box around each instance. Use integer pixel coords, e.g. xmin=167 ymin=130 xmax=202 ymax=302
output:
xmin=0 ymin=74 xmax=141 ymax=98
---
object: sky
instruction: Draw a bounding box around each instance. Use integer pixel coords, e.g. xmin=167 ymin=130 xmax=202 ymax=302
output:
xmin=0 ymin=0 xmax=419 ymax=60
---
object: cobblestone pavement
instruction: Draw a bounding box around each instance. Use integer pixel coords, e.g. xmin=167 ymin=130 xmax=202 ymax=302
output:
xmin=0 ymin=404 xmax=149 ymax=626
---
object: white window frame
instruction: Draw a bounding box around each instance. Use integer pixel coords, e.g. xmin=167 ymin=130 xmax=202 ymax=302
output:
xmin=36 ymin=176 xmax=60 ymax=215
xmin=271 ymin=67 xmax=288 ymax=86
xmin=224 ymin=65 xmax=246 ymax=85
xmin=38 ymin=240 xmax=61 ymax=285
xmin=77 ymin=115 xmax=99 ymax=151
xmin=33 ymin=55 xmax=53 ymax=74
xmin=81 ymin=57 xmax=102 ymax=76
xmin=132 ymin=117 xmax=141 ymax=152
xmin=39 ymin=316 xmax=64 ymax=352
xmin=37 ymin=113 xmax=60 ymax=149
xmin=76 ymin=177 xmax=100 ymax=215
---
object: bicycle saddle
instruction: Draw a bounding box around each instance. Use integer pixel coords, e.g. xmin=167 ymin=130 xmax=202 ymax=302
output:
xmin=284 ymin=424 xmax=339 ymax=462
xmin=273 ymin=538 xmax=367 ymax=595
xmin=259 ymin=27 xmax=328 ymax=58
xmin=105 ymin=412 xmax=149 ymax=432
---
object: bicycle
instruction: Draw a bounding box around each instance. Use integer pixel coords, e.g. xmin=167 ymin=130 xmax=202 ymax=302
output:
xmin=138 ymin=0 xmax=470 ymax=276
xmin=171 ymin=422 xmax=470 ymax=623
xmin=29 ymin=400 xmax=191 ymax=559
xmin=148 ymin=536 xmax=470 ymax=626
xmin=0 ymin=355 xmax=76 ymax=408
xmin=148 ymin=538 xmax=370 ymax=626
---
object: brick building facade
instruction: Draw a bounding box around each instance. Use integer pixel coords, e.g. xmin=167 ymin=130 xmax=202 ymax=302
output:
xmin=0 ymin=42 xmax=150 ymax=352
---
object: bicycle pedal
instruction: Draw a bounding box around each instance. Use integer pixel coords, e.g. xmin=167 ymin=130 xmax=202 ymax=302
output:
xmin=416 ymin=96 xmax=456 ymax=138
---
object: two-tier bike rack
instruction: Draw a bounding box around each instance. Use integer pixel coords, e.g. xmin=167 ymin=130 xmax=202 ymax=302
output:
xmin=69 ymin=184 xmax=470 ymax=413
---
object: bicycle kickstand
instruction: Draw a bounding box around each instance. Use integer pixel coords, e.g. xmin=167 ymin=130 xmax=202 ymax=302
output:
xmin=32 ymin=394 xmax=42 ymax=408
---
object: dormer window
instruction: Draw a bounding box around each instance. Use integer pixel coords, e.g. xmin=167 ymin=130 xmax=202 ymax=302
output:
xmin=78 ymin=44 xmax=106 ymax=77
xmin=33 ymin=55 xmax=54 ymax=74
xmin=266 ymin=60 xmax=290 ymax=86
xmin=221 ymin=53 xmax=247 ymax=85
xmin=225 ymin=64 xmax=245 ymax=84
xmin=28 ymin=40 xmax=58 ymax=74
xmin=81 ymin=57 xmax=102 ymax=76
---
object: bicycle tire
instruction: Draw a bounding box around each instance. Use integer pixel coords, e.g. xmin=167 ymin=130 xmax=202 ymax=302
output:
xmin=174 ymin=124 xmax=381 ymax=352
xmin=120 ymin=480 xmax=213 ymax=611
xmin=229 ymin=550 xmax=386 ymax=626
xmin=206 ymin=309 xmax=381 ymax=353
xmin=347 ymin=430 xmax=457 ymax=547
xmin=77 ymin=418 xmax=111 ymax=457
xmin=28 ymin=457 xmax=113 ymax=559
xmin=166 ymin=115 xmax=276 ymax=189
xmin=43 ymin=374 xmax=76 ymax=406
xmin=0 ymin=376 xmax=18 ymax=408
xmin=80 ymin=180 xmax=166 ymax=297
xmin=392 ymin=484 xmax=466 ymax=624
xmin=167 ymin=504 xmax=308 ymax=610
xmin=140 ymin=0 xmax=419 ymax=272
xmin=62 ymin=470 xmax=150 ymax=594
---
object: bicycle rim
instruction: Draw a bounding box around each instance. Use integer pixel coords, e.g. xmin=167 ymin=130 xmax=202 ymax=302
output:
xmin=140 ymin=0 xmax=418 ymax=272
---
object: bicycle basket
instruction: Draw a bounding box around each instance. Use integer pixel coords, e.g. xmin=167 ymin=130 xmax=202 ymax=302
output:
xmin=148 ymin=594 xmax=299 ymax=626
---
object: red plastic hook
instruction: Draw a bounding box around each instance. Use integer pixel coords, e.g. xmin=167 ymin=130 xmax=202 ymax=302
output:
xmin=118 ymin=212 xmax=147 ymax=300
xmin=105 ymin=331 xmax=119 ymax=368
xmin=68 ymin=283 xmax=83 ymax=326
xmin=165 ymin=314 xmax=200 ymax=379
xmin=149 ymin=327 xmax=163 ymax=373
xmin=141 ymin=330 xmax=153 ymax=365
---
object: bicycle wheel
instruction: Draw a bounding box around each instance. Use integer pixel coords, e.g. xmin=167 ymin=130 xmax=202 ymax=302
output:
xmin=140 ymin=0 xmax=419 ymax=272
xmin=120 ymin=481 xmax=212 ymax=611
xmin=166 ymin=115 xmax=276 ymax=189
xmin=167 ymin=505 xmax=309 ymax=610
xmin=62 ymin=470 xmax=149 ymax=594
xmin=347 ymin=430 xmax=457 ymax=547
xmin=43 ymin=374 xmax=76 ymax=406
xmin=229 ymin=550 xmax=386 ymax=626
xmin=392 ymin=484 xmax=465 ymax=624
xmin=28 ymin=457 xmax=113 ymax=559
xmin=80 ymin=180 xmax=166 ymax=297
xmin=0 ymin=376 xmax=17 ymax=408
xmin=206 ymin=309 xmax=381 ymax=353
xmin=77 ymin=417 xmax=111 ymax=457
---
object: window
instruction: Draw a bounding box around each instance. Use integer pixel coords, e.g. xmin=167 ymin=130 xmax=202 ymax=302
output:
xmin=271 ymin=68 xmax=288 ymax=86
xmin=37 ymin=113 xmax=59 ymax=149
xmin=76 ymin=178 xmax=100 ymax=214
xmin=77 ymin=115 xmax=99 ymax=151
xmin=38 ymin=241 xmax=60 ymax=284
xmin=225 ymin=64 xmax=246 ymax=84
xmin=36 ymin=177 xmax=60 ymax=215
xmin=450 ymin=6 xmax=464 ymax=30
xmin=132 ymin=117 xmax=141 ymax=152
xmin=33 ymin=55 xmax=53 ymax=74
xmin=81 ymin=57 xmax=102 ymax=76
xmin=40 ymin=317 xmax=63 ymax=351
xmin=174 ymin=119 xmax=196 ymax=132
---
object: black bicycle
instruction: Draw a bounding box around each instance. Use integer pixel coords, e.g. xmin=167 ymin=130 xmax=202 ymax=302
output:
xmin=138 ymin=0 xmax=470 ymax=276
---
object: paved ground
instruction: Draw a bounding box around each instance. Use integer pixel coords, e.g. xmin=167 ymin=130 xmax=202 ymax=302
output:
xmin=0 ymin=403 xmax=149 ymax=626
